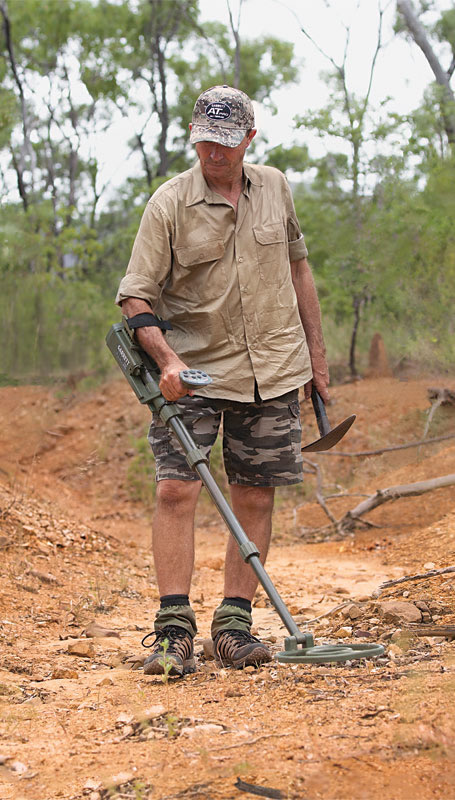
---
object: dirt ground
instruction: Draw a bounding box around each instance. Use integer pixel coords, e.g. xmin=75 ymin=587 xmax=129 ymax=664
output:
xmin=1 ymin=373 xmax=455 ymax=800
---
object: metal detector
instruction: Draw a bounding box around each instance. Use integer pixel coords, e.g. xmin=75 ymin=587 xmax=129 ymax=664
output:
xmin=106 ymin=320 xmax=384 ymax=665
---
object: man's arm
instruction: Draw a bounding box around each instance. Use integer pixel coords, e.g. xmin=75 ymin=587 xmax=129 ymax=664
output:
xmin=290 ymin=258 xmax=330 ymax=402
xmin=121 ymin=297 xmax=191 ymax=402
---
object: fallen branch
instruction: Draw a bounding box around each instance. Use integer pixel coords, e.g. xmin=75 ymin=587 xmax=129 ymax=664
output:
xmin=373 ymin=565 xmax=455 ymax=596
xmin=313 ymin=431 xmax=455 ymax=457
xmin=339 ymin=473 xmax=455 ymax=533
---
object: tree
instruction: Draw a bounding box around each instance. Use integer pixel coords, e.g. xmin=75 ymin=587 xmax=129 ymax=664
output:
xmin=396 ymin=0 xmax=455 ymax=146
xmin=292 ymin=2 xmax=391 ymax=376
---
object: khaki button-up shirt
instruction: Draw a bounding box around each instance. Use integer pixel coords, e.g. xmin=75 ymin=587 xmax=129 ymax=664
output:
xmin=116 ymin=161 xmax=312 ymax=401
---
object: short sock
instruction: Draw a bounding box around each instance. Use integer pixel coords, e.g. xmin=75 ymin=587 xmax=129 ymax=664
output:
xmin=160 ymin=594 xmax=190 ymax=608
xmin=221 ymin=596 xmax=252 ymax=613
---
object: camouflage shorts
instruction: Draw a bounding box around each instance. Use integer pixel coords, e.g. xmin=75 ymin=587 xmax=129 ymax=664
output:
xmin=148 ymin=390 xmax=303 ymax=486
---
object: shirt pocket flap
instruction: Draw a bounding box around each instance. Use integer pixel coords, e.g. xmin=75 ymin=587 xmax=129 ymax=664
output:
xmin=176 ymin=239 xmax=225 ymax=267
xmin=253 ymin=224 xmax=285 ymax=245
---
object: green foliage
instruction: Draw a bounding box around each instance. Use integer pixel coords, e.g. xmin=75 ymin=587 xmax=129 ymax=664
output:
xmin=0 ymin=0 xmax=453 ymax=386
xmin=264 ymin=143 xmax=310 ymax=174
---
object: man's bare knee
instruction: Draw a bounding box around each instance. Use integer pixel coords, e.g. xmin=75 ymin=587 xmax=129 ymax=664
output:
xmin=230 ymin=485 xmax=275 ymax=513
xmin=156 ymin=479 xmax=201 ymax=510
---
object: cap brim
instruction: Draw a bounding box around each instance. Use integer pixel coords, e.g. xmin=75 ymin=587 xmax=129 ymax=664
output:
xmin=190 ymin=124 xmax=247 ymax=148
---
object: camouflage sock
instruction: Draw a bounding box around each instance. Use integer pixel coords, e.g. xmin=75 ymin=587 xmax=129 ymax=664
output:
xmin=211 ymin=603 xmax=253 ymax=640
xmin=154 ymin=605 xmax=197 ymax=638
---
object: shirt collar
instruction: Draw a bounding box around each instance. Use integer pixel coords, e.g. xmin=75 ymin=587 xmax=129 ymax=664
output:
xmin=185 ymin=160 xmax=263 ymax=207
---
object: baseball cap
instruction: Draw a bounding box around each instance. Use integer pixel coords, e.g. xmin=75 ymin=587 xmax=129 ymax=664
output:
xmin=190 ymin=85 xmax=255 ymax=148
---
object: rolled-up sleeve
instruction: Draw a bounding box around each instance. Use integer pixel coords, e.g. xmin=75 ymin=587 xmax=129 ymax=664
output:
xmin=288 ymin=231 xmax=308 ymax=261
xmin=115 ymin=201 xmax=173 ymax=307
xmin=283 ymin=181 xmax=308 ymax=262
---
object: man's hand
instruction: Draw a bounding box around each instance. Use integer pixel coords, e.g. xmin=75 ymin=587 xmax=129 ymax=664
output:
xmin=159 ymin=357 xmax=194 ymax=402
xmin=121 ymin=297 xmax=192 ymax=401
xmin=304 ymin=355 xmax=330 ymax=403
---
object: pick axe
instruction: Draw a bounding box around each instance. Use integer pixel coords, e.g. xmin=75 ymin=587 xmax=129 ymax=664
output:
xmin=302 ymin=386 xmax=356 ymax=452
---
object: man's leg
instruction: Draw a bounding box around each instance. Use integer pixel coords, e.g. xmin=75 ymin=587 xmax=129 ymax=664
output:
xmin=143 ymin=479 xmax=201 ymax=676
xmin=144 ymin=395 xmax=221 ymax=676
xmin=211 ymin=390 xmax=303 ymax=667
xmin=152 ymin=478 xmax=201 ymax=595
xmin=211 ymin=485 xmax=275 ymax=667
xmin=224 ymin=484 xmax=275 ymax=600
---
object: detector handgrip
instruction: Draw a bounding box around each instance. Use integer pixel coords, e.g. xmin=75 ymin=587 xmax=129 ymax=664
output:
xmin=179 ymin=369 xmax=213 ymax=388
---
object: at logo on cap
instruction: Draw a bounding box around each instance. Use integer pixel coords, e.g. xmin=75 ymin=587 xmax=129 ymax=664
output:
xmin=205 ymin=102 xmax=232 ymax=121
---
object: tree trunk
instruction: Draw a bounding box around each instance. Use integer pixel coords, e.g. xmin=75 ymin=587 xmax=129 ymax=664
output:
xmin=349 ymin=294 xmax=363 ymax=378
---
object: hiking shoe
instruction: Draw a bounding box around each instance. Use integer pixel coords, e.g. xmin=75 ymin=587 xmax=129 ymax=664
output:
xmin=213 ymin=629 xmax=272 ymax=669
xmin=142 ymin=626 xmax=195 ymax=676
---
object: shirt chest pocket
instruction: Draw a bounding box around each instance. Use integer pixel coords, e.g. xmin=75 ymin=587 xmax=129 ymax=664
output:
xmin=174 ymin=238 xmax=227 ymax=300
xmin=253 ymin=223 xmax=288 ymax=285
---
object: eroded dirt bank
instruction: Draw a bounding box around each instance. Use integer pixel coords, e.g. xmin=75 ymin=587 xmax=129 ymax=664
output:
xmin=1 ymin=375 xmax=454 ymax=800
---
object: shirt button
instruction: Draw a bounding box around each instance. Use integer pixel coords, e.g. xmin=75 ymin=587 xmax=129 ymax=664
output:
xmin=238 ymin=256 xmax=244 ymax=263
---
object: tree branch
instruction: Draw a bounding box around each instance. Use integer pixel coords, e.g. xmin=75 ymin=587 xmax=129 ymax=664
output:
xmin=373 ymin=565 xmax=455 ymax=596
xmin=339 ymin=473 xmax=455 ymax=532
xmin=312 ymin=431 xmax=455 ymax=457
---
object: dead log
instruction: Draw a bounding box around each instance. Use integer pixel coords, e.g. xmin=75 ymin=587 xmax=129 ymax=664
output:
xmin=403 ymin=625 xmax=455 ymax=640
xmin=339 ymin=473 xmax=455 ymax=533
xmin=313 ymin=431 xmax=455 ymax=457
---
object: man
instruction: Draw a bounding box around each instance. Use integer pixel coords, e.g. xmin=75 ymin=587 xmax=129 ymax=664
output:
xmin=116 ymin=85 xmax=329 ymax=676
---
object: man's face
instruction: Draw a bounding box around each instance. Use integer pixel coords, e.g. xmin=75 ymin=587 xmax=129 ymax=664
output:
xmin=190 ymin=127 xmax=256 ymax=181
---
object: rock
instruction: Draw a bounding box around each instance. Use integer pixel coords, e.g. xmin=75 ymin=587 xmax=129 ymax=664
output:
xmin=143 ymin=704 xmax=166 ymax=719
xmin=67 ymin=640 xmax=95 ymax=658
xmin=376 ymin=601 xmax=422 ymax=624
xmin=201 ymin=638 xmax=215 ymax=659
xmin=51 ymin=668 xmax=79 ymax=680
xmin=84 ymin=779 xmax=102 ymax=791
xmin=387 ymin=643 xmax=404 ymax=656
xmin=354 ymin=629 xmax=371 ymax=638
xmin=110 ymin=772 xmax=134 ymax=787
xmin=82 ymin=621 xmax=120 ymax=639
xmin=342 ymin=604 xmax=363 ymax=621
xmin=424 ymin=562 xmax=436 ymax=570
xmin=333 ymin=627 xmax=352 ymax=638
xmin=414 ymin=601 xmax=430 ymax=613
xmin=181 ymin=723 xmax=224 ymax=737
xmin=10 ymin=760 xmax=28 ymax=775
xmin=96 ymin=676 xmax=114 ymax=687
xmin=115 ymin=712 xmax=135 ymax=726
xmin=122 ymin=653 xmax=147 ymax=670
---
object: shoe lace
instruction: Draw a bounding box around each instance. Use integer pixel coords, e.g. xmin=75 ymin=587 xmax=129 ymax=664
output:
xmin=216 ymin=629 xmax=262 ymax=658
xmin=141 ymin=626 xmax=191 ymax=654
